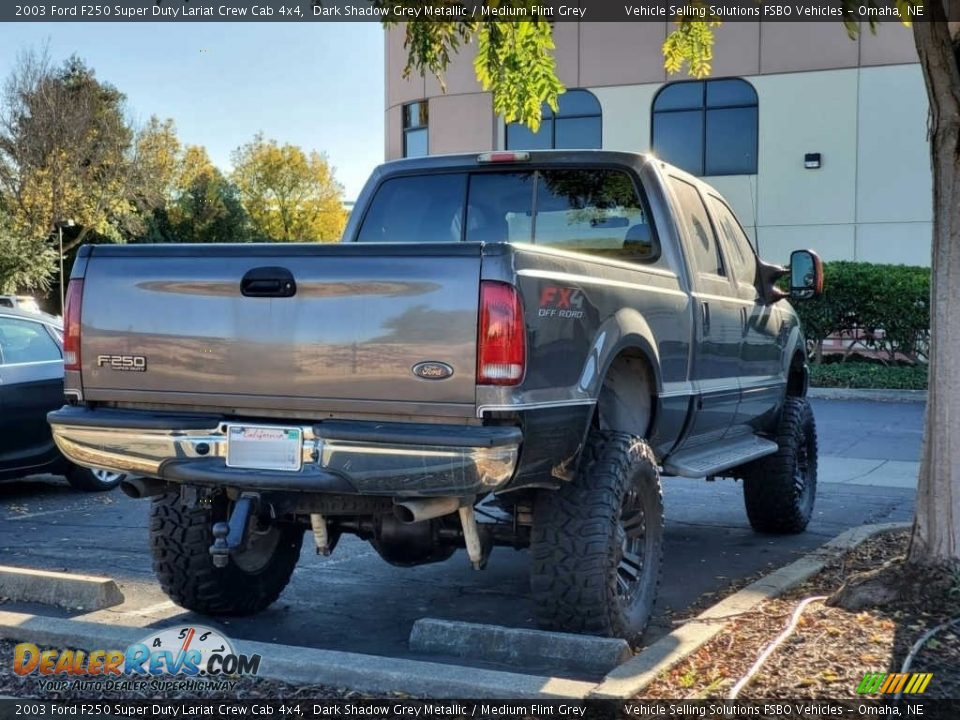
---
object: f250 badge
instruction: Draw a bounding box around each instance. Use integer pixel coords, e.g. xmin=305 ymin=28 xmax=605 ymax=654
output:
xmin=539 ymin=286 xmax=585 ymax=319
xmin=97 ymin=354 xmax=147 ymax=372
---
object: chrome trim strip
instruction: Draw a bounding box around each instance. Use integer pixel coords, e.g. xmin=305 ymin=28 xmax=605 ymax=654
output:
xmin=477 ymin=398 xmax=595 ymax=418
xmin=510 ymin=243 xmax=680 ymax=279
xmin=0 ymin=359 xmax=63 ymax=368
xmin=689 ymin=292 xmax=756 ymax=306
xmin=516 ymin=269 xmax=688 ymax=298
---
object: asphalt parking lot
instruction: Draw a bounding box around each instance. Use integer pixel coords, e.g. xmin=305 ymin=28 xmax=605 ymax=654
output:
xmin=0 ymin=398 xmax=922 ymax=678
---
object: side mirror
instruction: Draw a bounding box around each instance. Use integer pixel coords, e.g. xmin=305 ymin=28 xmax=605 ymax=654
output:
xmin=789 ymin=249 xmax=823 ymax=300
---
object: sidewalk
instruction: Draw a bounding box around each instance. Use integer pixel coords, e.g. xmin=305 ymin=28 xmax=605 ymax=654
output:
xmin=819 ymin=455 xmax=918 ymax=489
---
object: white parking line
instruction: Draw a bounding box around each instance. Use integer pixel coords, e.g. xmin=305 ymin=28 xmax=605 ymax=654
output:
xmin=4 ymin=508 xmax=73 ymax=521
xmin=122 ymin=599 xmax=178 ymax=617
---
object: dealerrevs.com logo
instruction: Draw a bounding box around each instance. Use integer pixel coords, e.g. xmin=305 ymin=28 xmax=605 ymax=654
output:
xmin=857 ymin=672 xmax=934 ymax=695
xmin=14 ymin=625 xmax=260 ymax=693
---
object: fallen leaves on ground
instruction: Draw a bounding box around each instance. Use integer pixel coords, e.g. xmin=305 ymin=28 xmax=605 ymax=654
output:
xmin=644 ymin=530 xmax=960 ymax=700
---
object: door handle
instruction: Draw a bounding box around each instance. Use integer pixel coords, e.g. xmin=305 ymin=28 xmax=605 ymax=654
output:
xmin=701 ymin=301 xmax=710 ymax=335
xmin=241 ymin=267 xmax=297 ymax=298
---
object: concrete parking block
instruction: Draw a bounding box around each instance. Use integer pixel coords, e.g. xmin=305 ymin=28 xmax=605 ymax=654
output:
xmin=0 ymin=566 xmax=123 ymax=611
xmin=410 ymin=618 xmax=632 ymax=676
xmin=0 ymin=611 xmax=595 ymax=699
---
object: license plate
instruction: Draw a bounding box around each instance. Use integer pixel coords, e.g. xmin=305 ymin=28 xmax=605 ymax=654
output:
xmin=226 ymin=425 xmax=303 ymax=472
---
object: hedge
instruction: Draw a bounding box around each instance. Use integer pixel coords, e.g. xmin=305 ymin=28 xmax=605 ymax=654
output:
xmin=790 ymin=261 xmax=930 ymax=364
xmin=810 ymin=362 xmax=928 ymax=390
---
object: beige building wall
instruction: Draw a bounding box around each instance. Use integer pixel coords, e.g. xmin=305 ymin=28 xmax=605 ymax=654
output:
xmin=384 ymin=23 xmax=931 ymax=266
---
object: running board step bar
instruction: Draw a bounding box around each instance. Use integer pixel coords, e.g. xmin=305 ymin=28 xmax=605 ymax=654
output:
xmin=663 ymin=435 xmax=779 ymax=478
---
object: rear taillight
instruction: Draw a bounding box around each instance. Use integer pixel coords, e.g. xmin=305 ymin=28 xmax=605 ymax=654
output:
xmin=63 ymin=279 xmax=83 ymax=371
xmin=477 ymin=281 xmax=525 ymax=386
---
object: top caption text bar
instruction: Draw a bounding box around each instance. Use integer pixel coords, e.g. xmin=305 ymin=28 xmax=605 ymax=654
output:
xmin=4 ymin=0 xmax=955 ymax=23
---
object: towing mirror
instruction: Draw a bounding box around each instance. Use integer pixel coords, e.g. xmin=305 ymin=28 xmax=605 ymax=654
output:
xmin=789 ymin=249 xmax=823 ymax=301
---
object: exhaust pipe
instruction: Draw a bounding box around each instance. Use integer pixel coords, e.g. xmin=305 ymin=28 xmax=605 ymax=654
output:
xmin=394 ymin=497 xmax=460 ymax=524
xmin=120 ymin=477 xmax=169 ymax=499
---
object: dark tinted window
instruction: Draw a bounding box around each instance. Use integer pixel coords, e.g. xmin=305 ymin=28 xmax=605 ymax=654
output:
xmin=506 ymin=89 xmax=601 ymax=150
xmin=0 ymin=317 xmax=61 ymax=365
xmin=705 ymin=107 xmax=758 ymax=176
xmin=670 ymin=178 xmax=724 ymax=277
xmin=555 ymin=117 xmax=601 ymax=150
xmin=652 ymin=111 xmax=704 ymax=176
xmin=465 ymin=173 xmax=535 ymax=243
xmin=534 ymin=170 xmax=659 ymax=264
xmin=357 ymin=169 xmax=662 ymax=267
xmin=505 ymin=123 xmax=552 ymax=151
xmin=357 ymin=174 xmax=467 ymax=243
xmin=654 ymin=82 xmax=703 ymax=111
xmin=403 ymin=101 xmax=428 ymax=158
xmin=708 ymin=196 xmax=756 ymax=287
xmin=652 ymin=78 xmax=757 ymax=176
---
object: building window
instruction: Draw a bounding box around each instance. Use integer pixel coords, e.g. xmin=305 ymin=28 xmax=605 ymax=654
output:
xmin=652 ymin=78 xmax=758 ymax=176
xmin=403 ymin=101 xmax=428 ymax=158
xmin=505 ymin=89 xmax=601 ymax=150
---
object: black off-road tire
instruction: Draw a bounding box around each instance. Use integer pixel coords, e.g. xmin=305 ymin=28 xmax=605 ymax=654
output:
xmin=741 ymin=397 xmax=818 ymax=534
xmin=150 ymin=491 xmax=303 ymax=616
xmin=530 ymin=430 xmax=664 ymax=642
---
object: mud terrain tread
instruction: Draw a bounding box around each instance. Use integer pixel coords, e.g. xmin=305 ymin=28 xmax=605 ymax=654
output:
xmin=530 ymin=430 xmax=663 ymax=641
xmin=150 ymin=491 xmax=302 ymax=616
xmin=741 ymin=397 xmax=818 ymax=534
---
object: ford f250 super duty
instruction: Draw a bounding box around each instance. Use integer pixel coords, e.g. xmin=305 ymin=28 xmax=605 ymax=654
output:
xmin=49 ymin=151 xmax=824 ymax=641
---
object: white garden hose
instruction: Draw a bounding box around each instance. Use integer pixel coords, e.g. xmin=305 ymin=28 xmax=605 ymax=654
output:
xmin=893 ymin=616 xmax=960 ymax=700
xmin=728 ymin=595 xmax=829 ymax=700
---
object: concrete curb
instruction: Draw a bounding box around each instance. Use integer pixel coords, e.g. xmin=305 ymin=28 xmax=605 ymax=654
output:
xmin=589 ymin=521 xmax=910 ymax=699
xmin=809 ymin=387 xmax=926 ymax=403
xmin=410 ymin=618 xmax=631 ymax=676
xmin=0 ymin=611 xmax=595 ymax=700
xmin=0 ymin=566 xmax=124 ymax=611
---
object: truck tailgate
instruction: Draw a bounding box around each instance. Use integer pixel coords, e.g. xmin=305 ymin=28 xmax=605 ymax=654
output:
xmin=78 ymin=244 xmax=481 ymax=416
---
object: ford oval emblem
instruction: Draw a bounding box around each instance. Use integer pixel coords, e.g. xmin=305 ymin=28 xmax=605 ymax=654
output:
xmin=412 ymin=361 xmax=454 ymax=380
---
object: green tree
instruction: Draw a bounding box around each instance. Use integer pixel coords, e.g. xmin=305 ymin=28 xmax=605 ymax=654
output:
xmin=395 ymin=4 xmax=960 ymax=570
xmin=0 ymin=206 xmax=56 ymax=294
xmin=169 ymin=146 xmax=251 ymax=244
xmin=0 ymin=50 xmax=137 ymax=252
xmin=231 ymin=134 xmax=347 ymax=242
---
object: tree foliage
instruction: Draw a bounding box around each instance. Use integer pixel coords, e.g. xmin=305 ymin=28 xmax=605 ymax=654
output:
xmin=231 ymin=134 xmax=347 ymax=242
xmin=168 ymin=146 xmax=251 ymax=244
xmin=384 ymin=8 xmax=563 ymax=130
xmin=0 ymin=50 xmax=139 ymax=252
xmin=0 ymin=207 xmax=56 ymax=293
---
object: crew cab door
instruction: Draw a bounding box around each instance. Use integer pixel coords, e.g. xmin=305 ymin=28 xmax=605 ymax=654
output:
xmin=668 ymin=176 xmax=743 ymax=447
xmin=707 ymin=195 xmax=785 ymax=432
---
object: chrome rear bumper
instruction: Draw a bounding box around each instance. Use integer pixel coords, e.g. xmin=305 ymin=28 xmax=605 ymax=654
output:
xmin=48 ymin=407 xmax=521 ymax=497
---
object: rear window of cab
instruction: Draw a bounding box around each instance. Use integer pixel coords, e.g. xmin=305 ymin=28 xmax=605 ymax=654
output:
xmin=356 ymin=168 xmax=662 ymax=266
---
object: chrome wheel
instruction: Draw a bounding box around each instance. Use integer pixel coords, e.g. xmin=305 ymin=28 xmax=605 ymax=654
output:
xmin=92 ymin=469 xmax=124 ymax=486
xmin=616 ymin=489 xmax=648 ymax=603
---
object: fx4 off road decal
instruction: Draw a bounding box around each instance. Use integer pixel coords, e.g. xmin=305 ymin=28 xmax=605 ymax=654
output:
xmin=538 ymin=285 xmax=585 ymax=319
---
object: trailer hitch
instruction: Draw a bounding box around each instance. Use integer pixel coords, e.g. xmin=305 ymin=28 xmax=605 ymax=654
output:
xmin=209 ymin=492 xmax=259 ymax=568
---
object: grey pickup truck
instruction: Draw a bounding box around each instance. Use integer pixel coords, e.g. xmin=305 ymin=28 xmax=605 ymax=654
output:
xmin=50 ymin=151 xmax=823 ymax=641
